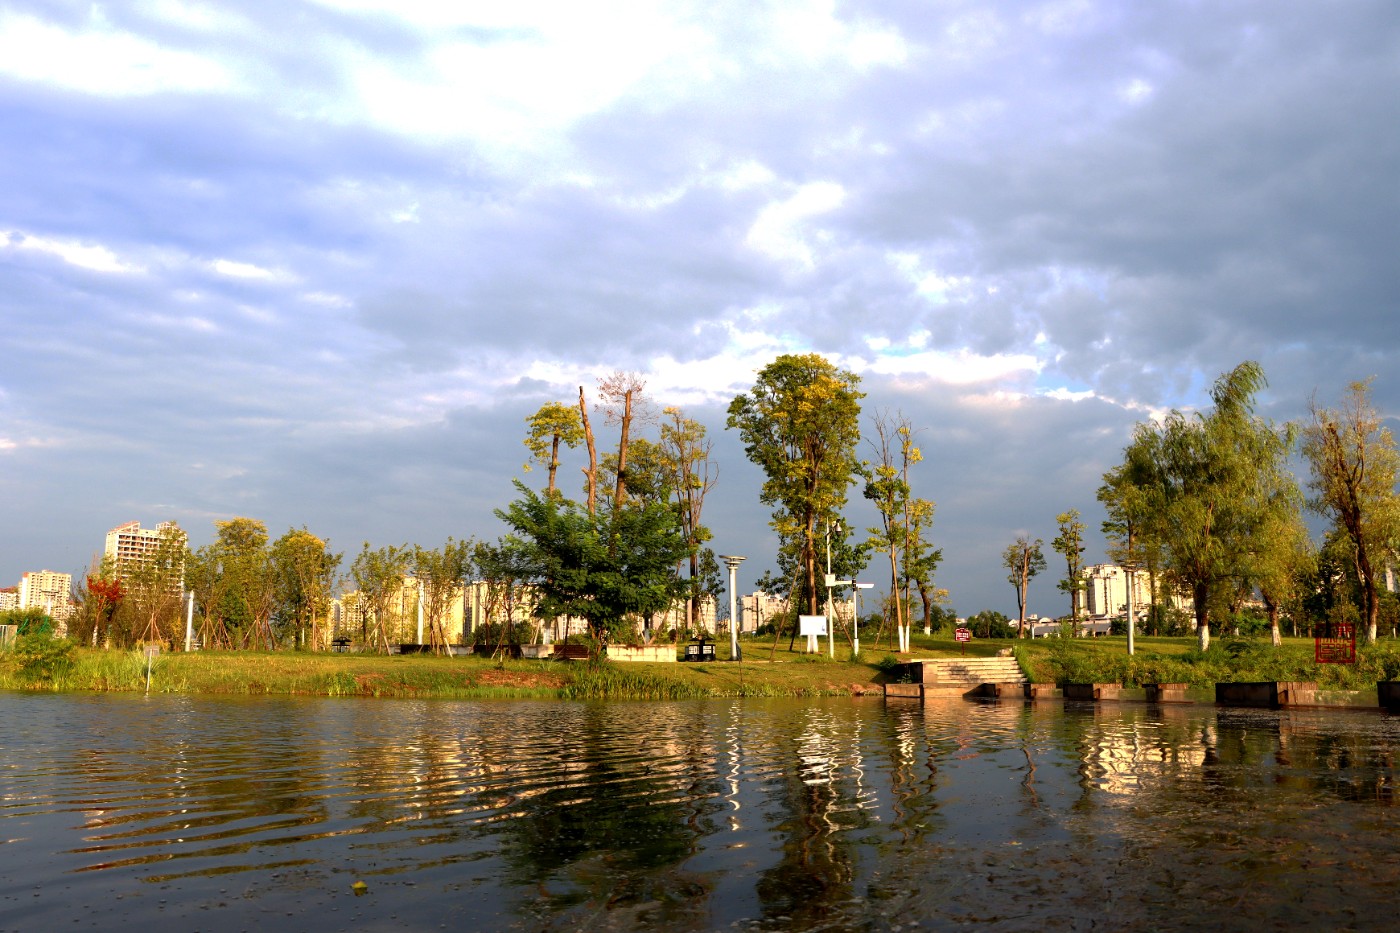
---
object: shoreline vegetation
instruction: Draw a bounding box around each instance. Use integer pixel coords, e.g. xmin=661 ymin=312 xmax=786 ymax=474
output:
xmin=6 ymin=633 xmax=1400 ymax=701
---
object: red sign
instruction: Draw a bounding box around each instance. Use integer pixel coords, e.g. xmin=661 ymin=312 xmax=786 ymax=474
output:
xmin=954 ymin=627 xmax=971 ymax=643
xmin=1315 ymin=623 xmax=1356 ymax=664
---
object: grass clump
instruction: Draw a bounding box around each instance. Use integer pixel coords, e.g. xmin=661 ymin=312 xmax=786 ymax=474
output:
xmin=561 ymin=663 xmax=710 ymax=700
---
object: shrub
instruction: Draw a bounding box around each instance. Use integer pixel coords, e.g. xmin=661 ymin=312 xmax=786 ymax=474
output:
xmin=10 ymin=634 xmax=76 ymax=683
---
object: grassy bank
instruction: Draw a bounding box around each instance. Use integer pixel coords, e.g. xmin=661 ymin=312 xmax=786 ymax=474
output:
xmin=0 ymin=643 xmax=886 ymax=700
xmin=5 ymin=631 xmax=1400 ymax=700
xmin=1013 ymin=634 xmax=1400 ymax=690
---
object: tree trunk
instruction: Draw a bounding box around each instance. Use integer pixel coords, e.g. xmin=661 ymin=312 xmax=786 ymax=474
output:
xmin=613 ymin=388 xmax=633 ymax=513
xmin=1195 ymin=581 xmax=1210 ymax=651
xmin=578 ymin=386 xmax=598 ymax=514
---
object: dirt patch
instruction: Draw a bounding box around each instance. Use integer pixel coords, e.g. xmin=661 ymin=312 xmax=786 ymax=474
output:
xmin=477 ymin=669 xmax=566 ymax=690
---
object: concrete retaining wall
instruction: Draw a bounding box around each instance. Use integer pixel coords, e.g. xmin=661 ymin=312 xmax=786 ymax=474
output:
xmin=607 ymin=645 xmax=677 ymax=663
xmin=1215 ymin=681 xmax=1317 ymax=708
xmin=1063 ymin=683 xmax=1122 ymax=701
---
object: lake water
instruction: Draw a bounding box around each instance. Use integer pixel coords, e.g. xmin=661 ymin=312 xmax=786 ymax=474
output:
xmin=1 ymin=692 xmax=1398 ymax=931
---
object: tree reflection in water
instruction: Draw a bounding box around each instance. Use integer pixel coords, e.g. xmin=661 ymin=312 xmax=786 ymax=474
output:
xmin=2 ymin=693 xmax=1399 ymax=931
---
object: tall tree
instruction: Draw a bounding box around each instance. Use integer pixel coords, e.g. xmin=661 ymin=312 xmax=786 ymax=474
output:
xmin=413 ymin=538 xmax=473 ymax=653
xmin=350 ymin=542 xmax=411 ymax=653
xmin=659 ymin=407 xmax=719 ymax=631
xmin=1302 ymin=379 xmax=1400 ymax=644
xmin=1003 ymin=535 xmax=1045 ymax=637
xmin=727 ymin=353 xmax=864 ymax=615
xmin=1051 ymin=509 xmax=1086 ymax=623
xmin=904 ymin=497 xmax=945 ymax=633
xmin=216 ymin=518 xmax=279 ymax=649
xmin=271 ymin=528 xmax=341 ymax=650
xmin=864 ymin=411 xmax=925 ymax=652
xmin=1118 ymin=361 xmax=1291 ymax=650
xmin=597 ymin=371 xmax=652 ymax=515
xmin=1097 ymin=427 xmax=1166 ymax=631
xmin=523 ymin=401 xmax=585 ymax=498
xmin=117 ymin=522 xmax=186 ymax=647
xmin=578 ymin=385 xmax=599 ymax=514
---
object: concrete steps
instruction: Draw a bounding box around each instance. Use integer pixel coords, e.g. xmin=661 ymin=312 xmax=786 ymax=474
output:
xmin=908 ymin=657 xmax=1027 ymax=686
xmin=884 ymin=656 xmax=1028 ymax=700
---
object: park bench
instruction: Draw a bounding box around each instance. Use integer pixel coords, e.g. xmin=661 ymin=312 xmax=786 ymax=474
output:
xmin=554 ymin=644 xmax=591 ymax=661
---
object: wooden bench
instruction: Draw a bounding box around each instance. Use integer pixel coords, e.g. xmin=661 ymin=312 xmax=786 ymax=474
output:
xmin=553 ymin=644 xmax=591 ymax=661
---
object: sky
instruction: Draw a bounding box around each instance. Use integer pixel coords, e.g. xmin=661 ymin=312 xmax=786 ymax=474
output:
xmin=2 ymin=0 xmax=1398 ymax=620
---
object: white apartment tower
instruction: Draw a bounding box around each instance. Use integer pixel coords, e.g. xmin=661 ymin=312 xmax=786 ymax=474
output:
xmin=19 ymin=570 xmax=73 ymax=617
xmin=104 ymin=520 xmax=186 ymax=581
xmin=1081 ymin=564 xmax=1154 ymax=620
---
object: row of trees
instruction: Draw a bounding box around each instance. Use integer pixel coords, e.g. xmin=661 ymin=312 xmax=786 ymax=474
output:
xmin=1023 ymin=362 xmax=1400 ymax=649
xmin=497 ymin=355 xmax=946 ymax=654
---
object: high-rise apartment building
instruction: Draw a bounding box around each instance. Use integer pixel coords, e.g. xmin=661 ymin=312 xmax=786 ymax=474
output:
xmin=19 ymin=570 xmax=73 ymax=618
xmin=104 ymin=520 xmax=186 ymax=583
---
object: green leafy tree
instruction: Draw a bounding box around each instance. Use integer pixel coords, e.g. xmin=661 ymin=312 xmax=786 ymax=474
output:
xmin=215 ymin=518 xmax=279 ymax=649
xmin=121 ymin=521 xmax=187 ymax=647
xmin=524 ymin=401 xmax=586 ymax=499
xmin=497 ymin=482 xmax=688 ymax=651
xmin=350 ymin=542 xmax=411 ymax=653
xmin=659 ymin=407 xmax=719 ymax=632
xmin=473 ymin=536 xmax=535 ymax=648
xmin=1097 ymin=427 xmax=1167 ymax=631
xmin=727 ymin=353 xmax=864 ymax=615
xmin=1302 ymin=379 xmax=1400 ymax=644
xmin=271 ymin=528 xmax=342 ymax=650
xmin=1051 ymin=509 xmax=1086 ymax=623
xmin=1118 ymin=361 xmax=1293 ymax=650
xmin=966 ymin=609 xmax=1014 ymax=639
xmin=864 ymin=411 xmax=919 ymax=651
xmin=412 ymin=538 xmax=474 ymax=653
xmin=1003 ymin=536 xmax=1045 ymax=637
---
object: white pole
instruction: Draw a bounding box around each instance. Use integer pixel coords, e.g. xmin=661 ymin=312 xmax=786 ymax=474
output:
xmin=720 ymin=556 xmax=746 ymax=662
xmin=184 ymin=591 xmax=194 ymax=652
xmin=416 ymin=580 xmax=424 ymax=646
xmin=1126 ymin=567 xmax=1136 ymax=656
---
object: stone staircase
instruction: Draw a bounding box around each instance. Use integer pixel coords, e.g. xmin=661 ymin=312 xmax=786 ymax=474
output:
xmin=885 ymin=656 xmax=1028 ymax=700
xmin=920 ymin=657 xmax=1027 ymax=687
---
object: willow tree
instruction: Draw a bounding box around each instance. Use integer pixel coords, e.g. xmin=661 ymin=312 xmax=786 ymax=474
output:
xmin=1118 ymin=361 xmax=1294 ymax=651
xmin=727 ymin=353 xmax=864 ymax=616
xmin=1303 ymin=379 xmax=1400 ymax=644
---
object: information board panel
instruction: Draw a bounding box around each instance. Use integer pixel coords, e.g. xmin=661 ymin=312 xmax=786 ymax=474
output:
xmin=799 ymin=615 xmax=828 ymax=636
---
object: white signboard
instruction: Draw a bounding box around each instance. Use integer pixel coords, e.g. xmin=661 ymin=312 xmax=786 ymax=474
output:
xmin=798 ymin=615 xmax=828 ymax=636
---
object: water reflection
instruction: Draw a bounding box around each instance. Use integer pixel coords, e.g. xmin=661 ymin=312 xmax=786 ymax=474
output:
xmin=2 ymin=693 xmax=1399 ymax=930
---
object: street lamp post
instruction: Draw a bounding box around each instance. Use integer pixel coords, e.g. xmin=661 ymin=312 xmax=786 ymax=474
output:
xmin=720 ymin=555 xmax=746 ymax=662
xmin=852 ymin=583 xmax=872 ymax=656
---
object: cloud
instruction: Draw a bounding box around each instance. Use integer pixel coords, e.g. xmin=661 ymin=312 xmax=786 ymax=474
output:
xmin=2 ymin=0 xmax=1397 ymax=618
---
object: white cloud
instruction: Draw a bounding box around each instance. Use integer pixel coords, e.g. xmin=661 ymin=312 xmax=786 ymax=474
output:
xmin=866 ymin=347 xmax=1042 ymax=385
xmin=0 ymin=11 xmax=234 ymax=96
xmin=1 ymin=230 xmax=143 ymax=274
xmin=745 ymin=181 xmax=846 ymax=268
xmin=210 ymin=259 xmax=287 ymax=282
